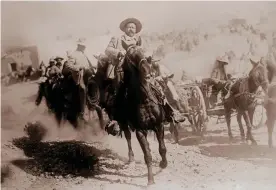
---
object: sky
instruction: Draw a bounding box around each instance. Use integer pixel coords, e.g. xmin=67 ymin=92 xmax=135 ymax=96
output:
xmin=2 ymin=1 xmax=275 ymax=48
xmin=1 ymin=1 xmax=276 ymax=75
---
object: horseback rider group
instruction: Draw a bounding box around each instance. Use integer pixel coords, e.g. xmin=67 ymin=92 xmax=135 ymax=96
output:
xmin=36 ymin=17 xmax=185 ymax=126
xmin=37 ymin=17 xmax=266 ymax=129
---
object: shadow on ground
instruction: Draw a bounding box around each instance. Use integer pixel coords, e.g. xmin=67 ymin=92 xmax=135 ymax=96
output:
xmin=164 ymin=122 xmax=241 ymax=146
xmin=10 ymin=137 xmax=160 ymax=188
xmin=199 ymin=144 xmax=276 ymax=167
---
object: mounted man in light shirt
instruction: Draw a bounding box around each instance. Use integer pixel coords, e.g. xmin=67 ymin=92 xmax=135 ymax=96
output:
xmin=62 ymin=38 xmax=95 ymax=122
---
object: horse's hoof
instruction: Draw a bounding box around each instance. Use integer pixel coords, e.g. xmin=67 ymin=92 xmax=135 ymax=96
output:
xmin=128 ymin=157 xmax=135 ymax=164
xmin=147 ymin=180 xmax=155 ymax=186
xmin=159 ymin=160 xmax=168 ymax=169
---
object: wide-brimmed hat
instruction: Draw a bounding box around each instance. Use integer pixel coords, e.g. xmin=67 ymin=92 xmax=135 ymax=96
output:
xmin=216 ymin=56 xmax=229 ymax=65
xmin=119 ymin=17 xmax=142 ymax=33
xmin=146 ymin=55 xmax=161 ymax=64
xmin=49 ymin=57 xmax=55 ymax=63
xmin=249 ymin=55 xmax=261 ymax=64
xmin=54 ymin=56 xmax=64 ymax=61
xmin=76 ymin=38 xmax=86 ymax=46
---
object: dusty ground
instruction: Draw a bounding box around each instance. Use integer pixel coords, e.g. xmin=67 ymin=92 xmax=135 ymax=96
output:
xmin=1 ymin=82 xmax=276 ymax=190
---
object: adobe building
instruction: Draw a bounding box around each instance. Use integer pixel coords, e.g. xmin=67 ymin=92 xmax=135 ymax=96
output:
xmin=1 ymin=45 xmax=39 ymax=74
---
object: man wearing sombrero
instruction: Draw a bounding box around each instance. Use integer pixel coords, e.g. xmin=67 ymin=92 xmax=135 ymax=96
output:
xmin=54 ymin=56 xmax=64 ymax=70
xmin=224 ymin=54 xmax=262 ymax=100
xmin=104 ymin=18 xmax=185 ymax=129
xmin=105 ymin=17 xmax=142 ymax=86
xmin=209 ymin=55 xmax=229 ymax=107
xmin=62 ymin=38 xmax=94 ymax=122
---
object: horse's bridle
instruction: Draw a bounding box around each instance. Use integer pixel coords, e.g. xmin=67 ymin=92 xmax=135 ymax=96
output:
xmin=124 ymin=45 xmax=148 ymax=72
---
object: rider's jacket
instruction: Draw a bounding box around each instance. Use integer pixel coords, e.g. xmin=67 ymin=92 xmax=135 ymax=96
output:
xmin=46 ymin=65 xmax=61 ymax=78
xmin=62 ymin=50 xmax=93 ymax=87
xmin=64 ymin=50 xmax=91 ymax=72
xmin=105 ymin=34 xmax=142 ymax=79
xmin=210 ymin=65 xmax=228 ymax=81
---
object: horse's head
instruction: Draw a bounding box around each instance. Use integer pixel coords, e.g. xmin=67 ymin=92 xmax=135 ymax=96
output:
xmin=248 ymin=61 xmax=269 ymax=93
xmin=94 ymin=54 xmax=111 ymax=71
xmin=123 ymin=45 xmax=151 ymax=84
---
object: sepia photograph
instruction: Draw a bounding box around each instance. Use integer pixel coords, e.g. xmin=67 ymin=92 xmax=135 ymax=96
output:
xmin=1 ymin=0 xmax=276 ymax=189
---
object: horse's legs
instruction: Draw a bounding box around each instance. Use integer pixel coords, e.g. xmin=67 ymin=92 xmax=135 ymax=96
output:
xmin=243 ymin=111 xmax=257 ymax=145
xmin=136 ymin=130 xmax=154 ymax=185
xmin=169 ymin=122 xmax=179 ymax=144
xmin=266 ymin=116 xmax=275 ymax=148
xmin=236 ymin=112 xmax=245 ymax=141
xmin=95 ymin=105 xmax=104 ymax=130
xmin=155 ymin=124 xmax=168 ymax=169
xmin=248 ymin=107 xmax=255 ymax=125
xmin=55 ymin=112 xmax=62 ymax=127
xmin=122 ymin=125 xmax=134 ymax=163
xmin=225 ymin=108 xmax=233 ymax=140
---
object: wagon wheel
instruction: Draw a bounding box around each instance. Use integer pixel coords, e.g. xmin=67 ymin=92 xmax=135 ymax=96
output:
xmin=252 ymin=103 xmax=265 ymax=129
xmin=190 ymin=86 xmax=208 ymax=135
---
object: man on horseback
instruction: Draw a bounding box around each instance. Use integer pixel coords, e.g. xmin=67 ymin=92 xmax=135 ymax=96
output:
xmin=105 ymin=18 xmax=185 ymax=126
xmin=35 ymin=58 xmax=61 ymax=106
xmin=54 ymin=56 xmax=64 ymax=70
xmin=209 ymin=55 xmax=229 ymax=107
xmin=45 ymin=58 xmax=62 ymax=79
xmin=62 ymin=38 xmax=94 ymax=121
xmin=147 ymin=55 xmax=186 ymax=114
xmin=105 ymin=17 xmax=142 ymax=91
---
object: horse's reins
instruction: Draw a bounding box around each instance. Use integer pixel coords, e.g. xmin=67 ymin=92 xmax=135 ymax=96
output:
xmin=124 ymin=46 xmax=162 ymax=106
xmin=127 ymin=55 xmax=161 ymax=105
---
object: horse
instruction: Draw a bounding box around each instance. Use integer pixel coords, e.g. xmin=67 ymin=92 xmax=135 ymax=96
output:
xmin=109 ymin=45 xmax=168 ymax=185
xmin=35 ymin=67 xmax=105 ymax=130
xmin=264 ymin=60 xmax=276 ymax=147
xmin=223 ymin=61 xmax=269 ymax=145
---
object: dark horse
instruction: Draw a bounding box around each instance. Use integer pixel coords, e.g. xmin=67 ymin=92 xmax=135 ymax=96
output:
xmin=264 ymin=60 xmax=276 ymax=147
xmin=110 ymin=45 xmax=168 ymax=185
xmin=223 ymin=61 xmax=269 ymax=145
xmin=35 ymin=68 xmax=104 ymax=130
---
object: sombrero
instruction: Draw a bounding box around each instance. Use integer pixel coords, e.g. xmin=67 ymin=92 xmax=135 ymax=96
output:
xmin=249 ymin=55 xmax=261 ymax=64
xmin=49 ymin=57 xmax=55 ymax=63
xmin=119 ymin=17 xmax=142 ymax=33
xmin=77 ymin=38 xmax=86 ymax=46
xmin=54 ymin=56 xmax=64 ymax=61
xmin=216 ymin=56 xmax=229 ymax=65
xmin=147 ymin=55 xmax=161 ymax=63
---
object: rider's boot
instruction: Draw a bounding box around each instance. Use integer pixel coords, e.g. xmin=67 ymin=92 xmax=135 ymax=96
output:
xmin=175 ymin=100 xmax=185 ymax=113
xmin=163 ymin=99 xmax=185 ymax=123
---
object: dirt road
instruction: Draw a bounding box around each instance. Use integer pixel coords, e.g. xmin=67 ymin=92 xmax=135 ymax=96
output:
xmin=1 ymin=82 xmax=276 ymax=190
